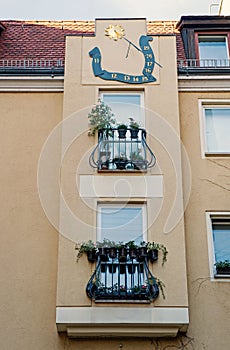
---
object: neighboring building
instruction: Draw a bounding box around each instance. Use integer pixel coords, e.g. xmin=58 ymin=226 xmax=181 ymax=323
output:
xmin=0 ymin=15 xmax=229 ymax=350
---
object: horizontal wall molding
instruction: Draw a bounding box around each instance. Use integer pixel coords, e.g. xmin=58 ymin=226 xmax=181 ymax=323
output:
xmin=0 ymin=76 xmax=64 ymax=91
xmin=56 ymin=306 xmax=189 ymax=338
xmin=1 ymin=75 xmax=229 ymax=92
xmin=79 ymin=175 xmax=163 ymax=198
xmin=178 ymin=75 xmax=230 ymax=92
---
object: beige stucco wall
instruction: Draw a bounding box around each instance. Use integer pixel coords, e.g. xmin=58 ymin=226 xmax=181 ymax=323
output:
xmin=1 ymin=18 xmax=229 ymax=350
xmin=57 ymin=19 xmax=189 ymax=317
xmin=179 ymin=91 xmax=230 ymax=349
xmin=0 ymin=92 xmax=64 ymax=349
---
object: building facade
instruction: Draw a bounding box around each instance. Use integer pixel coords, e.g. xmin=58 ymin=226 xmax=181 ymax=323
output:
xmin=0 ymin=14 xmax=229 ymax=350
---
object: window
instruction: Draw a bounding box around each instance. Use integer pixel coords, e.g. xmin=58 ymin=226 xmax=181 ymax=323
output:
xmin=93 ymin=203 xmax=155 ymax=300
xmin=201 ymin=105 xmax=230 ymax=154
xmin=207 ymin=213 xmax=230 ymax=278
xmin=198 ymin=35 xmax=229 ymax=66
xmin=100 ymin=92 xmax=144 ymax=126
xmin=97 ymin=203 xmax=147 ymax=243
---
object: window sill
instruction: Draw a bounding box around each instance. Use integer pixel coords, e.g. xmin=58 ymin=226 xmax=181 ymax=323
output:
xmin=214 ymin=274 xmax=230 ymax=279
xmin=205 ymin=152 xmax=230 ymax=157
xmin=94 ymin=299 xmax=150 ymax=303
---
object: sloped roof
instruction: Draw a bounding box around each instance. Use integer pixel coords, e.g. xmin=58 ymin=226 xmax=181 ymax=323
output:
xmin=0 ymin=20 xmax=185 ymax=62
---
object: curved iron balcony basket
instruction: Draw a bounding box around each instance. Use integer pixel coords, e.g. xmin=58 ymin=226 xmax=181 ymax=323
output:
xmin=86 ymin=248 xmax=159 ymax=303
xmin=89 ymin=128 xmax=156 ymax=172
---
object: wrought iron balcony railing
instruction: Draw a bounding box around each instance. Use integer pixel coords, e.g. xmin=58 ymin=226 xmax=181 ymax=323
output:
xmin=86 ymin=248 xmax=159 ymax=303
xmin=178 ymin=59 xmax=230 ymax=74
xmin=89 ymin=128 xmax=156 ymax=171
xmin=0 ymin=59 xmax=64 ymax=75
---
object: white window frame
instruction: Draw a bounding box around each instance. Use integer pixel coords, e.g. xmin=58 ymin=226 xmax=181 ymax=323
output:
xmin=206 ymin=212 xmax=230 ymax=281
xmin=97 ymin=203 xmax=147 ymax=243
xmin=99 ymin=91 xmax=145 ymax=127
xmin=199 ymin=99 xmax=230 ymax=157
xmin=198 ymin=35 xmax=229 ymax=65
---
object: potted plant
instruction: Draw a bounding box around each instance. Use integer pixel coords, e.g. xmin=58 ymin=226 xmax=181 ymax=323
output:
xmin=126 ymin=240 xmax=138 ymax=259
xmin=96 ymin=238 xmax=115 ymax=261
xmin=215 ymin=260 xmax=230 ymax=275
xmin=76 ymin=240 xmax=97 ymax=262
xmin=88 ymin=99 xmax=116 ymax=136
xmin=119 ymin=285 xmax=127 ymax=296
xmin=129 ymin=118 xmax=140 ymax=139
xmin=117 ymin=123 xmax=128 ymax=138
xmin=117 ymin=241 xmax=128 ymax=262
xmin=130 ymin=149 xmax=147 ymax=170
xmin=137 ymin=241 xmax=148 ymax=261
xmin=113 ymin=153 xmax=128 ymax=170
xmin=147 ymin=242 xmax=168 ymax=266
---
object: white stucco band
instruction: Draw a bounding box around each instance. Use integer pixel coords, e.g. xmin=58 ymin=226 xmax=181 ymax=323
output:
xmin=79 ymin=175 xmax=163 ymax=198
xmin=56 ymin=307 xmax=189 ymax=338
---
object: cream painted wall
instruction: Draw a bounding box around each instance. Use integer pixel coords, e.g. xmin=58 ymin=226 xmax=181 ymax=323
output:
xmin=57 ymin=19 xmax=188 ymax=313
xmin=0 ymin=92 xmax=64 ymax=349
xmin=179 ymin=91 xmax=230 ymax=349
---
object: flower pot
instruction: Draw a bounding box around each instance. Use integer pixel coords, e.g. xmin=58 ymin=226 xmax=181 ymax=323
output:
xmin=87 ymin=249 xmax=97 ymax=263
xmin=117 ymin=128 xmax=127 ymax=139
xmin=98 ymin=247 xmax=108 ymax=262
xmin=109 ymin=247 xmax=117 ymax=259
xmin=137 ymin=247 xmax=147 ymax=261
xmin=108 ymin=247 xmax=117 ymax=259
xmin=130 ymin=128 xmax=139 ymax=139
xmin=113 ymin=157 xmax=128 ymax=170
xmin=118 ymin=247 xmax=127 ymax=262
xmin=148 ymin=249 xmax=158 ymax=263
xmin=129 ymin=248 xmax=137 ymax=259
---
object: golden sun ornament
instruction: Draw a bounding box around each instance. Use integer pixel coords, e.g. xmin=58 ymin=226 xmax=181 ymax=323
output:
xmin=105 ymin=25 xmax=125 ymax=41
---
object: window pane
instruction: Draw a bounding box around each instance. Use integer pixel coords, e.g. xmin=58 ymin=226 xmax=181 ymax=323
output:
xmin=99 ymin=206 xmax=144 ymax=243
xmin=102 ymin=93 xmax=143 ymax=125
xmin=198 ymin=36 xmax=228 ymax=66
xmin=213 ymin=224 xmax=230 ymax=262
xmin=205 ymin=108 xmax=230 ymax=152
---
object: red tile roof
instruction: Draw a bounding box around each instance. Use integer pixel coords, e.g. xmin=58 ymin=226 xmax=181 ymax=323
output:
xmin=0 ymin=20 xmax=184 ymax=62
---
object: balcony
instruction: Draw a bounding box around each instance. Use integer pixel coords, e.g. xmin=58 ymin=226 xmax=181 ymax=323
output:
xmin=86 ymin=247 xmax=160 ymax=303
xmin=178 ymin=59 xmax=230 ymax=75
xmin=89 ymin=128 xmax=156 ymax=172
xmin=0 ymin=59 xmax=64 ymax=76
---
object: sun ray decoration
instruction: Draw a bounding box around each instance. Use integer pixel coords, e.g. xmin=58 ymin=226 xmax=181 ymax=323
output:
xmin=105 ymin=25 xmax=125 ymax=41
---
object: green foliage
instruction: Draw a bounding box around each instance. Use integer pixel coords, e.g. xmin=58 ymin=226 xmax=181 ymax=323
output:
xmin=130 ymin=148 xmax=144 ymax=161
xmin=129 ymin=118 xmax=140 ymax=129
xmin=96 ymin=238 xmax=116 ymax=248
xmin=125 ymin=240 xmax=138 ymax=249
xmin=75 ymin=240 xmax=96 ymax=261
xmin=76 ymin=239 xmax=168 ymax=267
xmin=117 ymin=123 xmax=128 ymax=130
xmin=88 ymin=99 xmax=116 ymax=136
xmin=215 ymin=260 xmax=230 ymax=268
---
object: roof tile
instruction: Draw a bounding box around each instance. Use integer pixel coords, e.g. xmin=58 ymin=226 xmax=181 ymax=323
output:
xmin=0 ymin=20 xmax=183 ymax=62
